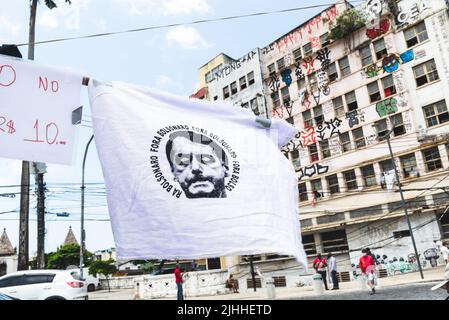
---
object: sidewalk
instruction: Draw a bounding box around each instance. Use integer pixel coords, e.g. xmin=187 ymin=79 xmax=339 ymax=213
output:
xmin=182 ymin=265 xmax=446 ymax=300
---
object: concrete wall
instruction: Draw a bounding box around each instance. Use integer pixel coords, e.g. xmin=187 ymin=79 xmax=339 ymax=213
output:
xmin=0 ymin=255 xmax=17 ymax=274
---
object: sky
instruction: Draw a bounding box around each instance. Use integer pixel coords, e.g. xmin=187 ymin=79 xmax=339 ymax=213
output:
xmin=0 ymin=0 xmax=348 ymax=256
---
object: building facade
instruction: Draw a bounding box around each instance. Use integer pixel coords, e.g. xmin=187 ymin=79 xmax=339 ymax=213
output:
xmin=190 ymin=0 xmax=449 ymax=286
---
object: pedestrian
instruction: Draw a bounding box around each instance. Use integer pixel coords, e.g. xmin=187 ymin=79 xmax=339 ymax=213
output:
xmin=174 ymin=263 xmax=185 ymax=300
xmin=431 ymin=263 xmax=449 ymax=300
xmin=440 ymin=241 xmax=448 ymax=265
xmin=365 ymin=247 xmax=379 ymax=265
xmin=313 ymin=253 xmax=329 ymax=290
xmin=226 ymin=274 xmax=239 ymax=293
xmin=327 ymin=253 xmax=339 ymax=290
xmin=359 ymin=248 xmax=377 ymax=295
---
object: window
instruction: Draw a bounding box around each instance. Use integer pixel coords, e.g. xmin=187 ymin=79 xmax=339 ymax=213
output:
xmin=303 ymin=109 xmax=313 ymax=128
xmin=440 ymin=210 xmax=449 ymax=240
xmin=250 ymin=98 xmax=259 ymax=115
xmin=247 ymin=71 xmax=255 ymax=86
xmin=291 ymin=149 xmax=301 ymax=167
xmin=344 ymin=169 xmax=358 ymax=190
xmin=298 ymin=183 xmax=308 ymax=202
xmin=333 ymin=96 xmax=345 ymax=118
xmin=373 ymin=38 xmax=387 ymax=60
xmin=24 ymin=274 xmax=55 ymax=285
xmin=326 ymin=174 xmax=340 ymax=194
xmin=205 ymin=71 xmax=213 ymax=83
xmin=281 ymin=86 xmax=291 ymax=105
xmin=375 ymin=119 xmax=388 ymax=141
xmin=423 ymin=100 xmax=449 ymax=127
xmin=352 ymin=127 xmax=366 ymax=148
xmin=379 ymin=159 xmax=394 ymax=173
xmin=393 ymin=230 xmax=411 ymax=239
xmin=277 ymin=57 xmax=285 ymax=71
xmin=382 ymin=75 xmax=396 ymax=97
xmin=320 ymin=32 xmax=330 ymax=47
xmin=0 ymin=275 xmax=24 ymax=288
xmin=314 ymin=105 xmax=324 ymax=126
xmin=239 ymin=76 xmax=247 ymax=90
xmin=327 ymin=62 xmax=338 ymax=82
xmin=340 ymin=132 xmax=351 ymax=153
xmin=404 ymin=21 xmax=428 ymax=48
xmin=422 ymin=147 xmax=442 ymax=172
xmin=345 ymin=91 xmax=358 ymax=111
xmin=311 ymin=178 xmax=323 ymax=199
xmin=268 ymin=63 xmax=276 ymax=77
xmin=338 ymin=57 xmax=351 ymax=77
xmin=309 ymin=143 xmax=319 ymax=162
xmin=413 ymin=59 xmax=439 ymax=87
xmin=303 ymin=42 xmax=312 ymax=56
xmin=359 ymin=45 xmax=373 ymax=67
xmin=361 ymin=164 xmax=376 ymax=187
xmin=308 ymin=72 xmax=317 ymax=91
xmin=297 ymin=77 xmax=306 ymax=91
xmin=271 ymin=91 xmax=280 ymax=108
xmin=321 ymin=229 xmax=349 ymax=252
xmin=293 ymin=47 xmax=302 ymax=62
xmin=230 ymin=81 xmax=237 ymax=95
xmin=223 ymin=86 xmax=230 ymax=99
xmin=391 ymin=113 xmax=405 ymax=136
xmin=302 ymin=234 xmax=316 ymax=255
xmin=320 ymin=139 xmax=331 ymax=159
xmin=400 ymin=153 xmax=417 ymax=178
xmin=367 ymin=81 xmax=381 ymax=103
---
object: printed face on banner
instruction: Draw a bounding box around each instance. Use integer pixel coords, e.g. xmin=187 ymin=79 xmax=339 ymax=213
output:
xmin=166 ymin=130 xmax=230 ymax=198
xmin=150 ymin=126 xmax=241 ymax=200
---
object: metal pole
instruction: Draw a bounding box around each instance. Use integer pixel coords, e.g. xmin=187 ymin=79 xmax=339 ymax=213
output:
xmin=36 ymin=172 xmax=45 ymax=269
xmin=80 ymin=135 xmax=94 ymax=279
xmin=386 ymin=135 xmax=424 ymax=279
xmin=249 ymin=255 xmax=257 ymax=292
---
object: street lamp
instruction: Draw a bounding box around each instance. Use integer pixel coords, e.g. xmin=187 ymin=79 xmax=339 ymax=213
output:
xmin=376 ymin=124 xmax=424 ymax=279
xmin=80 ymin=135 xmax=94 ymax=280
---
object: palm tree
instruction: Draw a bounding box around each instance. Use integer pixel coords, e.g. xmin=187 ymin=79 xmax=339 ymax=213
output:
xmin=18 ymin=0 xmax=72 ymax=271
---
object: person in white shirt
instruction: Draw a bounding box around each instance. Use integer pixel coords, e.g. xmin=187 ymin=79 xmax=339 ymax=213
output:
xmin=327 ymin=253 xmax=339 ymax=290
xmin=441 ymin=242 xmax=448 ymax=265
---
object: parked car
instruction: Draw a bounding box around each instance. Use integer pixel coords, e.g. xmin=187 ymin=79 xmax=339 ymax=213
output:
xmin=0 ymin=270 xmax=88 ymax=300
xmin=82 ymin=268 xmax=101 ymax=292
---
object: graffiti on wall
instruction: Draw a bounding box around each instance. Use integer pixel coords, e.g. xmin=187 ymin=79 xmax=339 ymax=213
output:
xmin=316 ymin=118 xmax=342 ymax=141
xmin=396 ymin=0 xmax=431 ymax=25
xmin=346 ymin=110 xmax=366 ymax=128
xmin=280 ymin=69 xmax=293 ymax=87
xmin=376 ymin=97 xmax=398 ymax=117
xmin=431 ymin=12 xmax=449 ymax=91
xmin=366 ymin=18 xmax=390 ymax=39
xmin=298 ymin=163 xmax=329 ymax=181
xmin=214 ymin=50 xmax=257 ymax=80
xmin=361 ymin=49 xmax=415 ymax=78
xmin=261 ymin=5 xmax=339 ymax=55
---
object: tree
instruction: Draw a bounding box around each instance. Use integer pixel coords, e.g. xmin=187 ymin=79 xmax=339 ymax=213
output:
xmin=88 ymin=259 xmax=117 ymax=292
xmin=328 ymin=9 xmax=367 ymax=42
xmin=46 ymin=243 xmax=93 ymax=269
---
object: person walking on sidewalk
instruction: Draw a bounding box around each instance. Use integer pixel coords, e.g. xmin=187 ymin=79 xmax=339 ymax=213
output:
xmin=359 ymin=249 xmax=377 ymax=295
xmin=313 ymin=253 xmax=329 ymax=290
xmin=440 ymin=242 xmax=448 ymax=265
xmin=174 ymin=263 xmax=185 ymax=300
xmin=327 ymin=253 xmax=339 ymax=290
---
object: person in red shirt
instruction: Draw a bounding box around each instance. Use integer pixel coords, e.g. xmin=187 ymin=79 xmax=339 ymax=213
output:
xmin=174 ymin=263 xmax=184 ymax=300
xmin=312 ymin=253 xmax=329 ymax=290
xmin=359 ymin=248 xmax=376 ymax=295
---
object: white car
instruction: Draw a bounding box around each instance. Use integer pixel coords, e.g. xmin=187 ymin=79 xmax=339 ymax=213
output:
xmin=0 ymin=269 xmax=88 ymax=300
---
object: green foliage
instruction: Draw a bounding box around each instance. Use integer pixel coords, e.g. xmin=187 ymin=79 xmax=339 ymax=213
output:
xmin=43 ymin=0 xmax=72 ymax=9
xmin=88 ymin=259 xmax=117 ymax=278
xmin=328 ymin=9 xmax=367 ymax=41
xmin=46 ymin=244 xmax=93 ymax=270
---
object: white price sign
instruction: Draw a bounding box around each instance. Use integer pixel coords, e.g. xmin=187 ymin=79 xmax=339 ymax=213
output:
xmin=0 ymin=54 xmax=82 ymax=165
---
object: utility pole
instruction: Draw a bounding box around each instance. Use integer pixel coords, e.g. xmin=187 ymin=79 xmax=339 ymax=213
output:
xmin=34 ymin=164 xmax=47 ymax=269
xmin=382 ymin=126 xmax=425 ymax=279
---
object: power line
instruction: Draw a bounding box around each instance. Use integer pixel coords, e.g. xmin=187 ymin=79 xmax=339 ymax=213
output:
xmin=15 ymin=2 xmax=363 ymax=48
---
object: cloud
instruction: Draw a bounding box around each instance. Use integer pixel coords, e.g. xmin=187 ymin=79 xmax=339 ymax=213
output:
xmin=165 ymin=25 xmax=213 ymax=50
xmin=0 ymin=16 xmax=21 ymax=42
xmin=37 ymin=0 xmax=91 ymax=30
xmin=114 ymin=0 xmax=210 ymax=16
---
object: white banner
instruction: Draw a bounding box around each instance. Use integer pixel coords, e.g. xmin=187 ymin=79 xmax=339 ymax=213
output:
xmin=88 ymin=80 xmax=307 ymax=266
xmin=0 ymin=54 xmax=82 ymax=164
